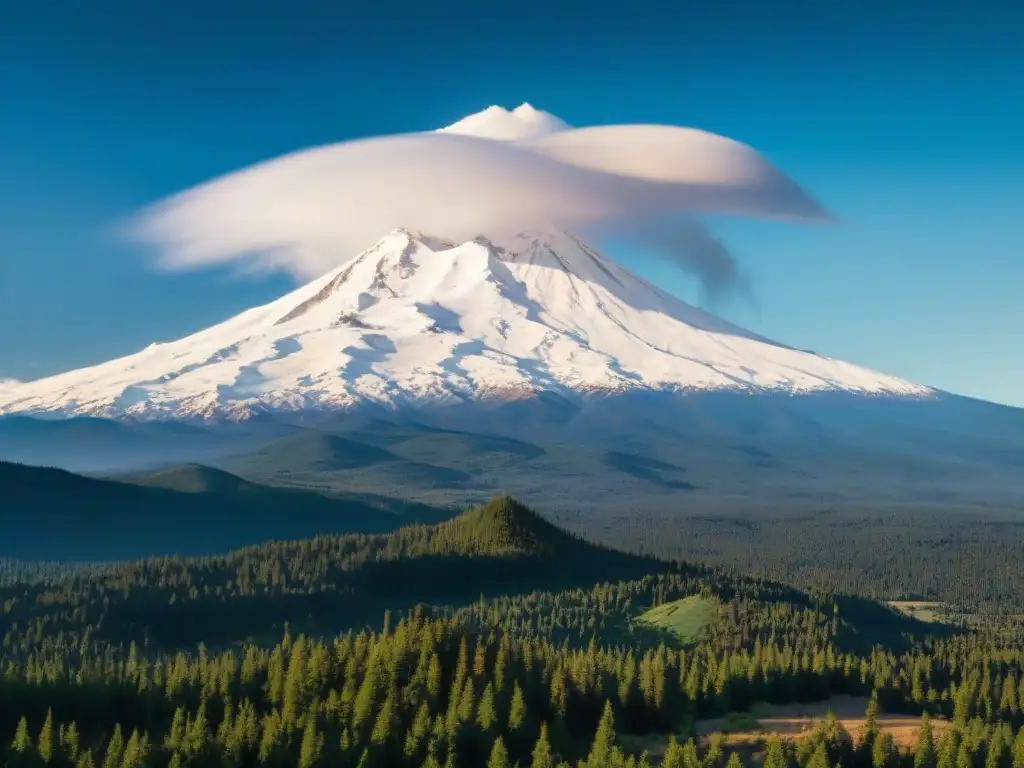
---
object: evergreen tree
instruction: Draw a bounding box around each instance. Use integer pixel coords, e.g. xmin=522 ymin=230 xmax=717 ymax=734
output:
xmin=102 ymin=726 xmax=124 ymax=768
xmin=62 ymin=722 xmax=81 ymax=762
xmin=861 ymin=695 xmax=880 ymax=751
xmin=121 ymin=730 xmax=150 ymax=768
xmin=37 ymin=709 xmax=55 ymax=763
xmin=1012 ymin=726 xmax=1024 ymax=768
xmin=477 ymin=681 xmax=498 ymax=734
xmin=587 ymin=701 xmax=618 ymax=768
xmin=299 ymin=715 xmax=324 ymax=768
xmin=873 ymin=731 xmax=896 ymax=768
xmin=956 ymin=740 xmax=973 ymax=768
xmin=487 ymin=736 xmax=511 ymax=768
xmin=11 ymin=717 xmax=33 ymax=754
xmin=662 ymin=737 xmax=684 ymax=768
xmin=531 ymin=723 xmax=555 ymax=768
xmin=987 ymin=728 xmax=1007 ymax=768
xmin=915 ymin=713 xmax=937 ymax=768
xmin=509 ymin=681 xmax=527 ymax=734
xmin=765 ymin=736 xmax=790 ymax=768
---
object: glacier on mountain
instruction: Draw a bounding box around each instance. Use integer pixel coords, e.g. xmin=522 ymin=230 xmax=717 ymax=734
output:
xmin=0 ymin=229 xmax=930 ymax=421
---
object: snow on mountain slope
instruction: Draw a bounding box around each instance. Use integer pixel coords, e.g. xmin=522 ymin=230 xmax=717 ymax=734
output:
xmin=439 ymin=103 xmax=570 ymax=140
xmin=0 ymin=230 xmax=930 ymax=421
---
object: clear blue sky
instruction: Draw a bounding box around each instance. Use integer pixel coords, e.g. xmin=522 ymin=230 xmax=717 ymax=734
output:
xmin=1 ymin=0 xmax=1021 ymax=406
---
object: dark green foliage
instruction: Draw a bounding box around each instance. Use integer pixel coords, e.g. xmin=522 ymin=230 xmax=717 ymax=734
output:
xmin=0 ymin=495 xmax=664 ymax=648
xmin=1 ymin=495 xmax=1023 ymax=768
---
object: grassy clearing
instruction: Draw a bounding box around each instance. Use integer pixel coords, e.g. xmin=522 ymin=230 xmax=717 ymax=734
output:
xmin=888 ymin=601 xmax=947 ymax=624
xmin=637 ymin=596 xmax=716 ymax=643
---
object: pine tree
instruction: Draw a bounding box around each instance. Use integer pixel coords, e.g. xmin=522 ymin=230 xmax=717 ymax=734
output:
xmin=861 ymin=695 xmax=880 ymax=751
xmin=587 ymin=701 xmax=617 ymax=768
xmin=662 ymin=737 xmax=684 ymax=768
xmin=258 ymin=712 xmax=282 ymax=764
xmin=764 ymin=736 xmax=789 ymax=768
xmin=477 ymin=681 xmax=498 ymax=734
xmin=531 ymin=723 xmax=554 ymax=768
xmin=37 ymin=709 xmax=55 ymax=763
xmin=1013 ymin=726 xmax=1024 ymax=768
xmin=938 ymin=723 xmax=961 ymax=768
xmin=184 ymin=703 xmax=210 ymax=759
xmin=165 ymin=707 xmax=186 ymax=755
xmin=915 ymin=713 xmax=937 ymax=768
xmin=427 ymin=654 xmax=443 ymax=706
xmin=987 ymin=728 xmax=1007 ymax=768
xmin=372 ymin=693 xmax=399 ymax=748
xmin=487 ymin=736 xmax=511 ymax=768
xmin=103 ymin=726 xmax=124 ymax=768
xmin=956 ymin=740 xmax=973 ymax=768
xmin=809 ymin=742 xmax=829 ymax=768
xmin=11 ymin=717 xmax=33 ymax=755
xmin=726 ymin=753 xmax=743 ymax=768
xmin=705 ymin=733 xmax=726 ymax=768
xmin=353 ymin=672 xmax=378 ymax=737
xmin=509 ymin=681 xmax=527 ymax=733
xmin=121 ymin=730 xmax=150 ymax=768
xmin=874 ymin=732 xmax=896 ymax=768
xmin=457 ymin=677 xmax=476 ymax=724
xmin=405 ymin=702 xmax=432 ymax=761
xmin=473 ymin=637 xmax=488 ymax=678
xmin=283 ymin=635 xmax=309 ymax=727
xmin=62 ymin=722 xmax=81 ymax=762
xmin=299 ymin=715 xmax=324 ymax=768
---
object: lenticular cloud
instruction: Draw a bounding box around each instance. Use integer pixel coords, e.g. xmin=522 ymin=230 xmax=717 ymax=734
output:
xmin=128 ymin=106 xmax=830 ymax=300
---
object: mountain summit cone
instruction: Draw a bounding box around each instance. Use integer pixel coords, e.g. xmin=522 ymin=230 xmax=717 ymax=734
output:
xmin=0 ymin=228 xmax=928 ymax=421
xmin=0 ymin=227 xmax=928 ymax=421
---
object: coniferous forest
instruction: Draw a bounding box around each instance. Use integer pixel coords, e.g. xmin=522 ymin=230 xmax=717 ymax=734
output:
xmin=2 ymin=496 xmax=1024 ymax=768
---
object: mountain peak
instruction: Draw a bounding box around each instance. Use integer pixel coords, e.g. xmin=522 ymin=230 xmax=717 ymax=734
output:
xmin=439 ymin=103 xmax=570 ymax=141
xmin=0 ymin=229 xmax=930 ymax=421
xmin=432 ymin=495 xmax=577 ymax=556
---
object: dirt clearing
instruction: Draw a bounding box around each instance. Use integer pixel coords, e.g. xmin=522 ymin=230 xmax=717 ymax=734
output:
xmin=693 ymin=696 xmax=950 ymax=750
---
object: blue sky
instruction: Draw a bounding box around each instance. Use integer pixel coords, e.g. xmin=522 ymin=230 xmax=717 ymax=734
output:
xmin=1 ymin=0 xmax=1021 ymax=406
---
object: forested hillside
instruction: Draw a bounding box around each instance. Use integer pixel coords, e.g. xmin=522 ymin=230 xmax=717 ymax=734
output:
xmin=0 ymin=460 xmax=443 ymax=561
xmin=1 ymin=496 xmax=1023 ymax=767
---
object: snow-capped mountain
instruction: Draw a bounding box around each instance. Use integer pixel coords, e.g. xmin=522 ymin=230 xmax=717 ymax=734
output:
xmin=0 ymin=228 xmax=930 ymax=421
xmin=0 ymin=105 xmax=933 ymax=423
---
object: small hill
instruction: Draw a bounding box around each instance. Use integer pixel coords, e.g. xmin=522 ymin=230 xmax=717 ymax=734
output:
xmin=427 ymin=495 xmax=581 ymax=556
xmin=0 ymin=460 xmax=445 ymax=561
xmin=117 ymin=464 xmax=260 ymax=494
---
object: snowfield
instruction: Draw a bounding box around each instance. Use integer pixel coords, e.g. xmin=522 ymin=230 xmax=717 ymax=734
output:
xmin=0 ymin=228 xmax=931 ymax=421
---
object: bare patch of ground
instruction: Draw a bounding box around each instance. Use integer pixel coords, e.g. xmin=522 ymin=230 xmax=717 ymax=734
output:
xmin=691 ymin=696 xmax=950 ymax=750
xmin=888 ymin=601 xmax=947 ymax=624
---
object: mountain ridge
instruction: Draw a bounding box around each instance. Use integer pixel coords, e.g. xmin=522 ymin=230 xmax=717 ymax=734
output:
xmin=0 ymin=459 xmax=447 ymax=561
